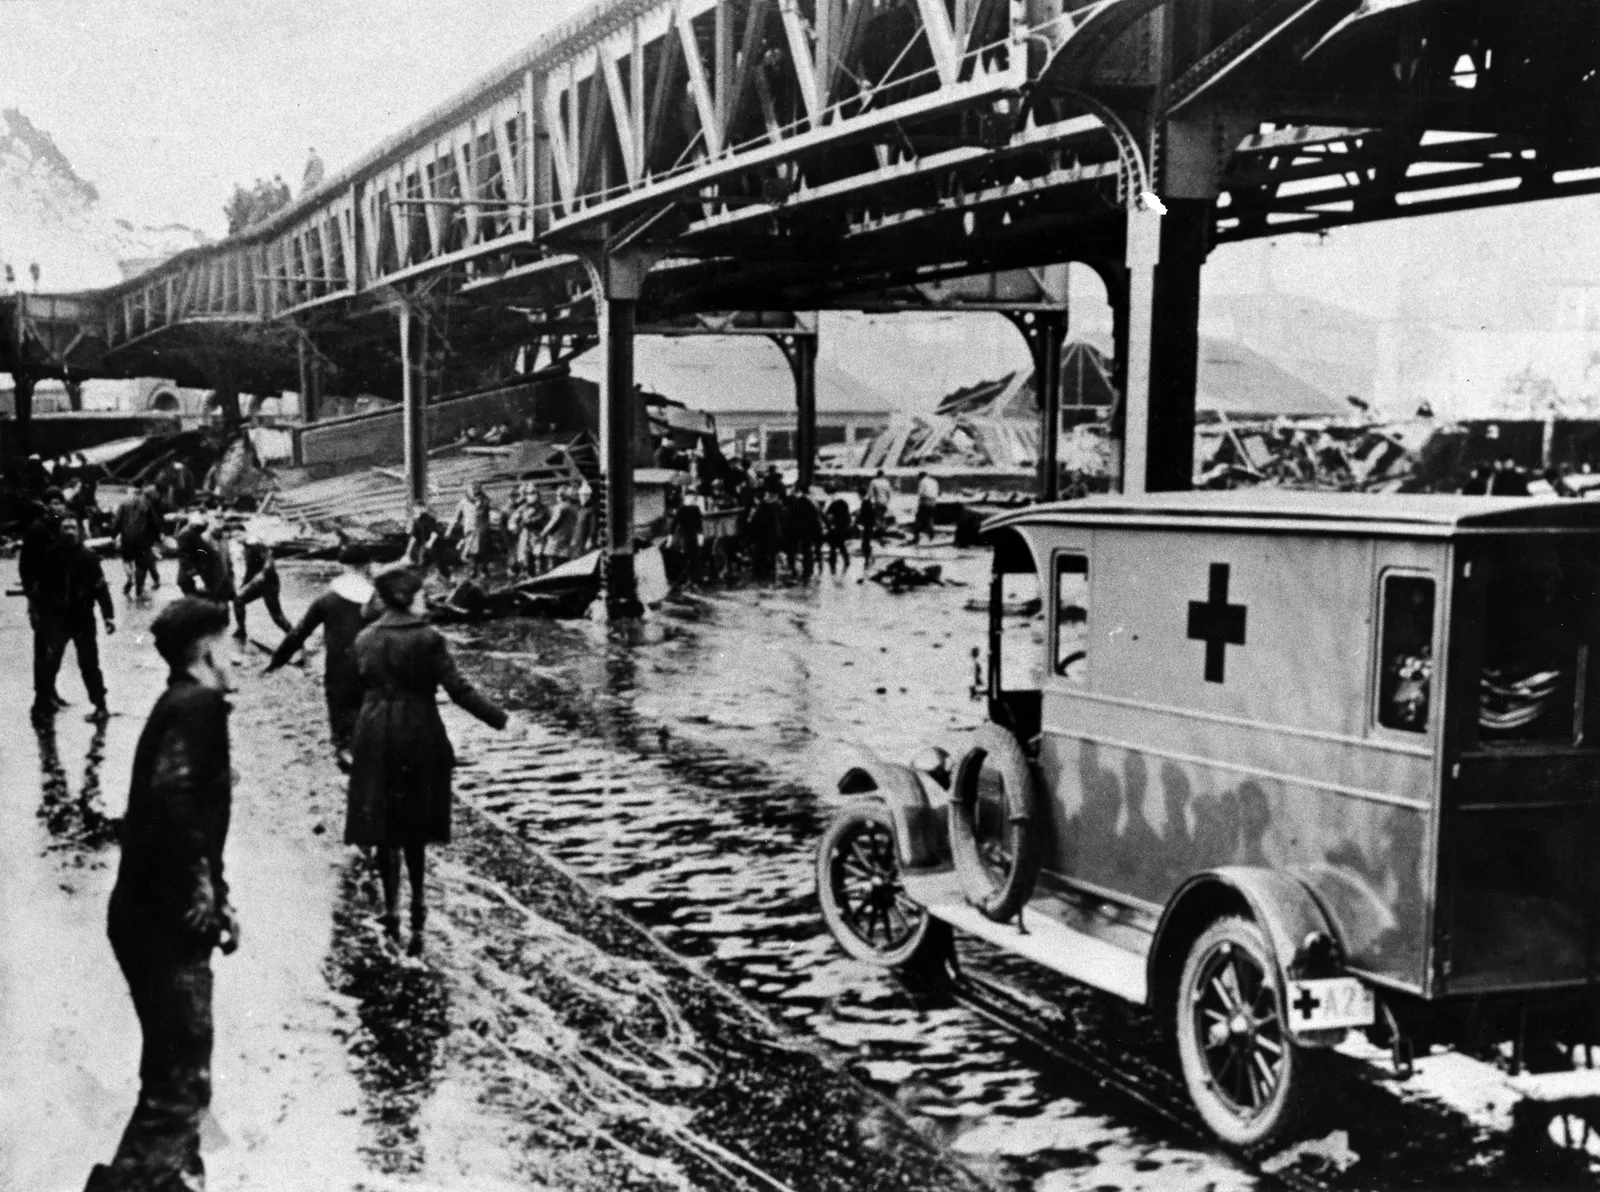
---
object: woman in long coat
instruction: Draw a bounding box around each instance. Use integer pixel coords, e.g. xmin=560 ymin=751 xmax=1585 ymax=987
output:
xmin=347 ymin=566 xmax=508 ymax=954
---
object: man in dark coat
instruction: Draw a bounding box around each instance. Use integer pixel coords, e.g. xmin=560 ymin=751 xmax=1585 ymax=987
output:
xmin=231 ymin=536 xmax=293 ymax=639
xmin=747 ymin=492 xmax=781 ymax=580
xmin=112 ymin=485 xmax=164 ymax=597
xmin=84 ymin=598 xmax=237 ymax=1192
xmin=265 ymin=549 xmax=378 ymax=761
xmin=348 ymin=566 xmax=508 ymax=954
xmin=32 ymin=519 xmax=115 ymax=721
xmin=784 ymin=489 xmax=824 ymax=581
xmin=20 ymin=487 xmax=69 ymax=712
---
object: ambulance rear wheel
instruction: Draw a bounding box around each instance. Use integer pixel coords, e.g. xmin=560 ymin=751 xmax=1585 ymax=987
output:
xmin=817 ymin=802 xmax=947 ymax=970
xmin=1176 ymin=916 xmax=1312 ymax=1148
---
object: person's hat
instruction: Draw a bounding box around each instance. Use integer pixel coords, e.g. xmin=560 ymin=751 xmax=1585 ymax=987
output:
xmin=150 ymin=597 xmax=229 ymax=667
xmin=41 ymin=486 xmax=64 ymax=502
xmin=373 ymin=564 xmax=422 ymax=611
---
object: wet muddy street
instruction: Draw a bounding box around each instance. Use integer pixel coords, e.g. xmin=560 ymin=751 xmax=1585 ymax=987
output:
xmin=7 ymin=553 xmax=1600 ymax=1191
xmin=443 ymin=548 xmax=1600 ymax=1192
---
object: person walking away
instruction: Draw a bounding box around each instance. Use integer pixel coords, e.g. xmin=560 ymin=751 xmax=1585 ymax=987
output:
xmin=32 ymin=519 xmax=115 ymax=721
xmin=669 ymin=493 xmax=704 ymax=588
xmin=232 ymin=536 xmax=293 ymax=640
xmin=264 ymin=547 xmax=378 ymax=765
xmin=748 ymin=492 xmax=781 ymax=580
xmin=83 ymin=599 xmax=238 ymax=1192
xmin=113 ymin=485 xmax=164 ymax=597
xmin=857 ymin=484 xmax=879 ymax=567
xmin=449 ymin=483 xmax=492 ymax=579
xmin=347 ymin=566 xmax=509 ymax=955
xmin=912 ymin=470 xmax=940 ymax=545
xmin=823 ymin=486 xmax=853 ymax=573
xmin=785 ymin=488 xmax=824 ymax=581
xmin=175 ymin=516 xmax=231 ymax=603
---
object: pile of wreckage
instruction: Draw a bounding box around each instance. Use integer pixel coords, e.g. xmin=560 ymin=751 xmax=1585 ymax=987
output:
xmin=1199 ymin=416 xmax=1465 ymax=492
xmin=826 ymin=410 xmax=1112 ymax=477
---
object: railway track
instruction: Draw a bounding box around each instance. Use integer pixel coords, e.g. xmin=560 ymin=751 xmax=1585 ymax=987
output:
xmin=935 ymin=966 xmax=1345 ymax=1192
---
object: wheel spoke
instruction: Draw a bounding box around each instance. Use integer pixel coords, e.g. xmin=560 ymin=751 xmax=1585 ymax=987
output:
xmin=1210 ymin=975 xmax=1242 ymax=1016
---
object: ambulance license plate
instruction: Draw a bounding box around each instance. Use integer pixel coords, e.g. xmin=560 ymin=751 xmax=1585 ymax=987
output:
xmin=1285 ymin=978 xmax=1375 ymax=1031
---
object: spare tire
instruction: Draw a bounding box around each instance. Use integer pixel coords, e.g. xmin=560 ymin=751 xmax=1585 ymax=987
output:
xmin=948 ymin=723 xmax=1041 ymax=922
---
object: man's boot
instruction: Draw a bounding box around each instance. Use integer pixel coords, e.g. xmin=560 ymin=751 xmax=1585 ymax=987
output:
xmin=408 ymin=905 xmax=427 ymax=958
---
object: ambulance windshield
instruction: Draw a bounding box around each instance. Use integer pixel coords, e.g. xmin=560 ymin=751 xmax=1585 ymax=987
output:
xmin=1479 ymin=541 xmax=1600 ymax=746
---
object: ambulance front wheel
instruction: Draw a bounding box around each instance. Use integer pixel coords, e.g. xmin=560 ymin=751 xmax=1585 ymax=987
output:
xmin=1175 ymin=916 xmax=1314 ymax=1148
xmin=817 ymin=802 xmax=950 ymax=972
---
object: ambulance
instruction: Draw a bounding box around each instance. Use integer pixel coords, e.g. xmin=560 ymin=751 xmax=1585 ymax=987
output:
xmin=817 ymin=491 xmax=1600 ymax=1146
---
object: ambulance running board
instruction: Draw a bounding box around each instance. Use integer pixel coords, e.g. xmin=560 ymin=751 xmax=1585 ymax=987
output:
xmin=902 ymin=872 xmax=1148 ymax=1005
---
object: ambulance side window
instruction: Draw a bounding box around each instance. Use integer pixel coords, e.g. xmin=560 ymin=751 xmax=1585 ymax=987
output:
xmin=1378 ymin=574 xmax=1435 ymax=733
xmin=1055 ymin=554 xmax=1090 ymax=684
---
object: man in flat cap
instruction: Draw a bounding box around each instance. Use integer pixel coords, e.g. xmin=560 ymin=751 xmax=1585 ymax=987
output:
xmin=85 ymin=598 xmax=238 ymax=1192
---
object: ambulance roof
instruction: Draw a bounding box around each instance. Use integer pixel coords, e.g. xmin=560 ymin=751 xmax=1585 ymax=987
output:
xmin=985 ymin=490 xmax=1600 ymax=539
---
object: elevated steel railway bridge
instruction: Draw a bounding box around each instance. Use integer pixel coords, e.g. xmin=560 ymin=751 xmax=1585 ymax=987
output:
xmin=6 ymin=0 xmax=1600 ymax=609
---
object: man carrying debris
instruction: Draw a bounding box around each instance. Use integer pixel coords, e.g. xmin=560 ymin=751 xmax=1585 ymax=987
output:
xmin=112 ymin=485 xmax=165 ymax=598
xmin=175 ymin=515 xmax=232 ymax=604
xmin=231 ymin=535 xmax=293 ymax=640
xmin=911 ymin=471 xmax=940 ymax=545
xmin=265 ymin=546 xmax=378 ymax=764
xmin=32 ymin=518 xmax=115 ymax=721
xmin=84 ymin=598 xmax=238 ymax=1192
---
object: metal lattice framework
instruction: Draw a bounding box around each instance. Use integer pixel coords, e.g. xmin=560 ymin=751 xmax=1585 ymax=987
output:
xmin=8 ymin=0 xmax=1600 ymax=398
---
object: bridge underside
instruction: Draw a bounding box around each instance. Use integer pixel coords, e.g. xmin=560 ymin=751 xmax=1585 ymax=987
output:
xmin=8 ymin=0 xmax=1600 ymax=609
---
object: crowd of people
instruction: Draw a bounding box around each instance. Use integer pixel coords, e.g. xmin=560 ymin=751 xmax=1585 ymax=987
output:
xmin=405 ymin=480 xmax=601 ymax=582
xmin=658 ymin=458 xmax=942 ymax=588
xmin=391 ymin=458 xmax=946 ymax=594
xmin=9 ymin=479 xmax=522 ymax=1191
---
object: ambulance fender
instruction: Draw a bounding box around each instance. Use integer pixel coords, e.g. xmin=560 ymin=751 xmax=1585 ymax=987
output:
xmin=837 ymin=761 xmax=947 ymax=869
xmin=1149 ymin=867 xmax=1342 ymax=1015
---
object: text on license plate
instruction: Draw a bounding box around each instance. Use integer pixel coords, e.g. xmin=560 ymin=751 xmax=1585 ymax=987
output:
xmin=1286 ymin=978 xmax=1375 ymax=1031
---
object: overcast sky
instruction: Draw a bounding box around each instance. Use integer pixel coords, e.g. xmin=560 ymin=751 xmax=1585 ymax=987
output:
xmin=0 ymin=0 xmax=587 ymax=232
xmin=1 ymin=0 xmax=1595 ymax=324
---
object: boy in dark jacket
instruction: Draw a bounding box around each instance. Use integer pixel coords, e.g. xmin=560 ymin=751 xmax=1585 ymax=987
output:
xmin=84 ymin=598 xmax=237 ymax=1192
xmin=232 ymin=536 xmax=293 ymax=639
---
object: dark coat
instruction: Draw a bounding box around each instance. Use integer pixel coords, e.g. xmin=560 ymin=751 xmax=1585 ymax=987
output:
xmin=110 ymin=679 xmax=232 ymax=939
xmin=268 ymin=576 xmax=379 ymax=742
xmin=345 ymin=609 xmax=506 ymax=845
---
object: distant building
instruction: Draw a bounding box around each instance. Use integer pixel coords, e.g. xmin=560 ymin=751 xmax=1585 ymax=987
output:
xmin=568 ymin=336 xmax=895 ymax=460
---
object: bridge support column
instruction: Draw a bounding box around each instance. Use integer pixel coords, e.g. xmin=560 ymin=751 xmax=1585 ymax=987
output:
xmin=588 ymin=252 xmax=653 ymax=619
xmin=11 ymin=372 xmax=34 ymax=468
xmin=399 ymin=306 xmax=428 ymax=514
xmin=1006 ymin=310 xmax=1070 ymax=502
xmin=771 ymin=315 xmax=820 ymax=492
xmin=1119 ymin=200 xmax=1210 ymax=494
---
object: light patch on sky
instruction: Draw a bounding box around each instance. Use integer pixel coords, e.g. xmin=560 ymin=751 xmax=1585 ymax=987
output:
xmin=0 ymin=0 xmax=589 ymax=235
